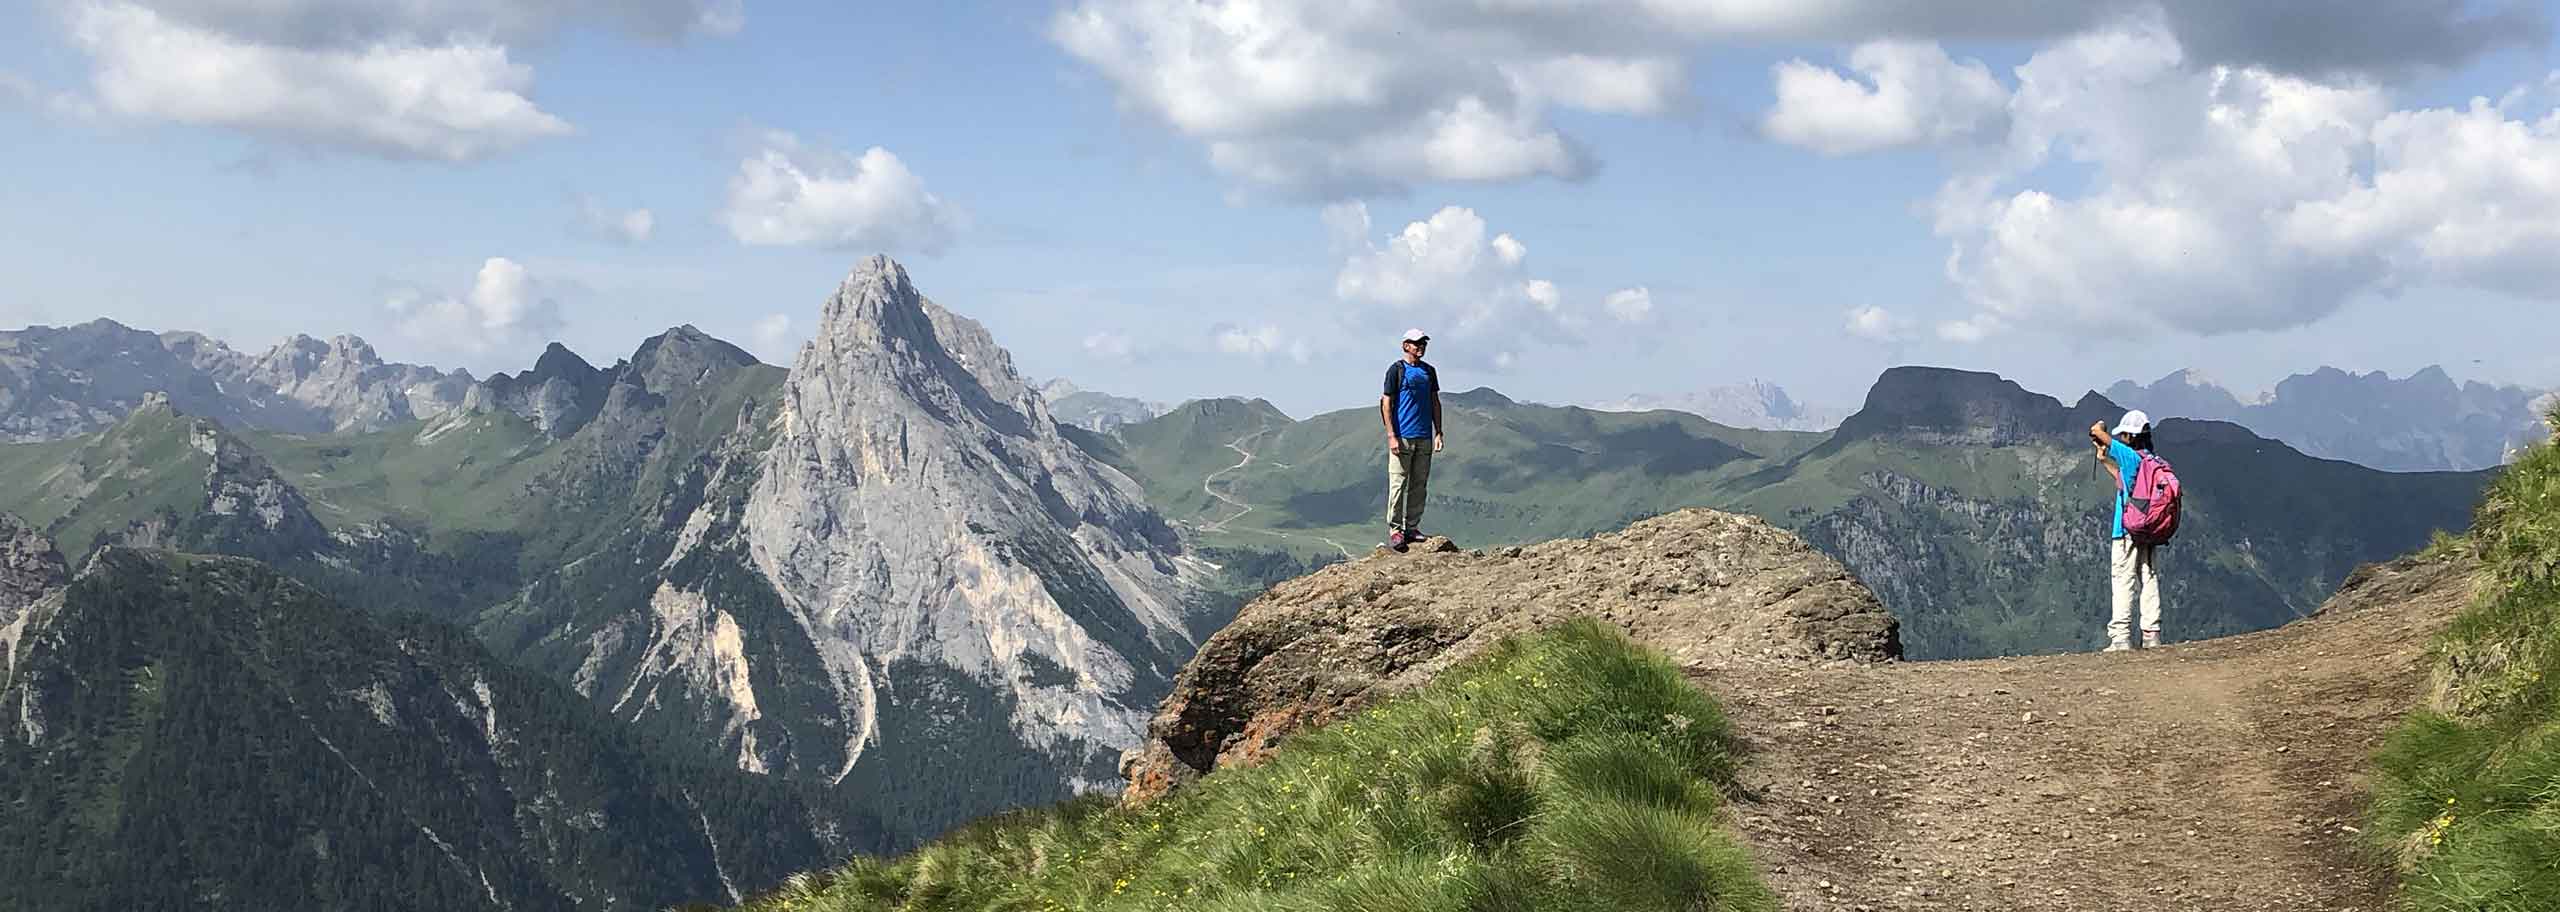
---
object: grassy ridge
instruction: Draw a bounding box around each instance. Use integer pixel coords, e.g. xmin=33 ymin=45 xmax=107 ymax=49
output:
xmin=2369 ymin=404 xmax=2560 ymax=910
xmin=723 ymin=620 xmax=1772 ymax=912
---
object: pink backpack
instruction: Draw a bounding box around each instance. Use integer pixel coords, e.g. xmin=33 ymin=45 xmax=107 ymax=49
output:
xmin=2122 ymin=452 xmax=2183 ymax=545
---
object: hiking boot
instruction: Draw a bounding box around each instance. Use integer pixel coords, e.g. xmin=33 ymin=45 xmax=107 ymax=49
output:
xmin=2141 ymin=630 xmax=2162 ymax=649
xmin=2104 ymin=638 xmax=2132 ymax=653
xmin=1387 ymin=529 xmax=1409 ymax=552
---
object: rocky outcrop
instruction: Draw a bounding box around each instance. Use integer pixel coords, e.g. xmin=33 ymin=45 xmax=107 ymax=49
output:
xmin=1120 ymin=508 xmax=1896 ymax=801
xmin=0 ymin=319 xmax=467 ymax=441
xmin=742 ymin=255 xmax=1196 ymax=787
xmin=0 ymin=515 xmax=68 ymax=683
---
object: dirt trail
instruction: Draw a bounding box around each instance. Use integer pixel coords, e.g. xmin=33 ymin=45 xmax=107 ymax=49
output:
xmin=1701 ymin=557 xmax=2479 ymax=912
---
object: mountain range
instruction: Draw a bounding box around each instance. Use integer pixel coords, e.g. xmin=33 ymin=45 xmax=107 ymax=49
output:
xmin=1084 ymin=369 xmax=2488 ymax=659
xmin=2106 ymin=367 xmax=2551 ymax=472
xmin=0 ymin=257 xmax=2505 ymax=908
xmin=0 ymin=257 xmax=1218 ymax=909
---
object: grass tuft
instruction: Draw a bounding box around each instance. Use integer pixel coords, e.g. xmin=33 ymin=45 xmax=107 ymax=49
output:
xmin=2370 ymin=422 xmax=2560 ymax=911
xmin=729 ymin=619 xmax=1772 ymax=912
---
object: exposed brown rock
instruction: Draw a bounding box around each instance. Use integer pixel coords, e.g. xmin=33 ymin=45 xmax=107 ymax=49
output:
xmin=1121 ymin=507 xmax=1898 ymax=801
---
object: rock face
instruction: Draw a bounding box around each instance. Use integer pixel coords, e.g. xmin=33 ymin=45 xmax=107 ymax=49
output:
xmin=1120 ymin=508 xmax=1896 ymax=801
xmin=241 ymin=334 xmax=470 ymax=432
xmin=0 ymin=319 xmax=467 ymax=441
xmin=0 ymin=515 xmax=68 ymax=683
xmin=1589 ymin=381 xmax=1850 ymax=432
xmin=2105 ymin=366 xmax=2552 ymax=472
xmin=462 ymin=342 xmax=615 ymax=437
xmin=743 ymin=256 xmax=1197 ymax=788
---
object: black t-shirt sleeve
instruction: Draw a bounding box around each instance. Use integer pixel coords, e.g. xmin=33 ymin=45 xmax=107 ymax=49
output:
xmin=1423 ymin=363 xmax=1439 ymax=395
xmin=1383 ymin=363 xmax=1401 ymax=397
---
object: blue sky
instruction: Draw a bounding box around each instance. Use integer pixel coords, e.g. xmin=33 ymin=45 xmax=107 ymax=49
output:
xmin=4 ymin=0 xmax=2557 ymax=418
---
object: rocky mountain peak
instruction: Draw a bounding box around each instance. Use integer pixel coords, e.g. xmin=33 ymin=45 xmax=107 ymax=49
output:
xmin=467 ymin=342 xmax=613 ymax=437
xmin=1835 ymin=367 xmax=2116 ymax=447
xmin=739 ymin=255 xmax=1194 ymax=787
xmin=630 ymin=324 xmax=760 ymax=394
xmin=1121 ymin=508 xmax=1898 ymax=801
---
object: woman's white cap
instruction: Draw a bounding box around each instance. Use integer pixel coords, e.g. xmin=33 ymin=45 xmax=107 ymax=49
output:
xmin=2112 ymin=410 xmax=2153 ymax=436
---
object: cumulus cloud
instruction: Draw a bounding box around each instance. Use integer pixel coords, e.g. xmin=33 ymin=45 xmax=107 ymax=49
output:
xmin=385 ymin=257 xmax=566 ymax=356
xmin=1333 ymin=205 xmax=1644 ymax=367
xmin=1765 ymin=41 xmax=2008 ymax=155
xmin=44 ymin=0 xmax=741 ymax=160
xmin=1049 ymin=0 xmax=2537 ymax=196
xmin=1602 ymin=287 xmax=1653 ymax=323
xmin=66 ymin=2 xmax=570 ymax=160
xmin=1759 ymin=13 xmax=2560 ymax=341
xmin=721 ymin=132 xmax=961 ymax=254
xmin=574 ymin=196 xmax=655 ymax=244
xmin=1210 ymin=323 xmax=1309 ymax=363
xmin=1845 ymin=305 xmax=1907 ymax=341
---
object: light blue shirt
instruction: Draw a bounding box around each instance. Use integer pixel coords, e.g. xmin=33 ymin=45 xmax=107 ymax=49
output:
xmin=2107 ymin=439 xmax=2142 ymax=540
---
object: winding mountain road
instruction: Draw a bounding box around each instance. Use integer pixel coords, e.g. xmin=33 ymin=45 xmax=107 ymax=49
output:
xmin=1198 ymin=432 xmax=1355 ymax=560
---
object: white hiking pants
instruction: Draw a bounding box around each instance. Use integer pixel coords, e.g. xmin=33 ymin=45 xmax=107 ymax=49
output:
xmin=2109 ymin=538 xmax=2162 ymax=646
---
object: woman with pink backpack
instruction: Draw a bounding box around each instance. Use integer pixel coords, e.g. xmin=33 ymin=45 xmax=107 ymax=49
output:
xmin=2090 ymin=410 xmax=2182 ymax=651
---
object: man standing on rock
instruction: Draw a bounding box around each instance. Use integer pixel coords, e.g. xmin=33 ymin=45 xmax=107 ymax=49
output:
xmin=1381 ymin=328 xmax=1444 ymax=552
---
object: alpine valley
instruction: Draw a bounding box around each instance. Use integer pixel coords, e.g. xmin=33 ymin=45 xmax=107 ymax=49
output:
xmin=0 ymin=257 xmax=2496 ymax=909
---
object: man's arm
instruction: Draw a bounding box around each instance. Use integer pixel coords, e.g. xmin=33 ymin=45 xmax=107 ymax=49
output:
xmin=1381 ymin=394 xmax=1401 ymax=453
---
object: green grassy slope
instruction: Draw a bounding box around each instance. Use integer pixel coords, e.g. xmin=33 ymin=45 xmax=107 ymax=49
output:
xmin=0 ymin=402 xmax=215 ymax=557
xmin=2368 ymin=407 xmax=2560 ymax=911
xmin=721 ymin=620 xmax=1770 ymax=912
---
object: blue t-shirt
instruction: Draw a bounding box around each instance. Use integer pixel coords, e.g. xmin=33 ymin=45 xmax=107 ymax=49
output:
xmin=2107 ymin=439 xmax=2143 ymax=540
xmin=1383 ymin=360 xmax=1439 ymax=439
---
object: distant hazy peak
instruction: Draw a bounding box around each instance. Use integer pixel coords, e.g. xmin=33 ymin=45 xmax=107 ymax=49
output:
xmin=2106 ymin=365 xmax=2552 ymax=472
xmin=1586 ymin=380 xmax=1849 ymax=432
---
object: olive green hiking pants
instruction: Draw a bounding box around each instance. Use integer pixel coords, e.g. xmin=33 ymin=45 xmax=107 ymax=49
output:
xmin=1386 ymin=439 xmax=1433 ymax=532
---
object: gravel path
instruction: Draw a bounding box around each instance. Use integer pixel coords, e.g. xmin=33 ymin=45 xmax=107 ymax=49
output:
xmin=1700 ymin=557 xmax=2478 ymax=912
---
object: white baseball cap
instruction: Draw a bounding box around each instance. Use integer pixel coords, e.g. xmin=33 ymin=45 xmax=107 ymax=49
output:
xmin=1401 ymin=328 xmax=1431 ymax=343
xmin=2112 ymin=409 xmax=2153 ymax=436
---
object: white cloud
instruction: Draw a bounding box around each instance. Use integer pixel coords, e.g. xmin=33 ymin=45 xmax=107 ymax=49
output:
xmin=1845 ymin=305 xmax=1906 ymax=340
xmin=721 ymin=132 xmax=961 ymax=254
xmin=1333 ymin=205 xmax=1644 ymax=366
xmin=1602 ymin=287 xmax=1653 ymax=323
xmin=45 ymin=0 xmax=745 ymax=160
xmin=1049 ymin=0 xmax=2537 ymax=196
xmin=1083 ymin=330 xmax=1136 ymax=362
xmin=1763 ymin=15 xmax=2560 ymax=341
xmin=385 ymin=257 xmax=566 ymax=356
xmin=575 ymin=197 xmax=655 ymax=244
xmin=65 ymin=2 xmax=571 ymax=161
xmin=748 ymin=313 xmax=794 ymax=361
xmin=1210 ymin=323 xmax=1309 ymax=363
xmin=1765 ymin=40 xmax=2008 ymax=155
